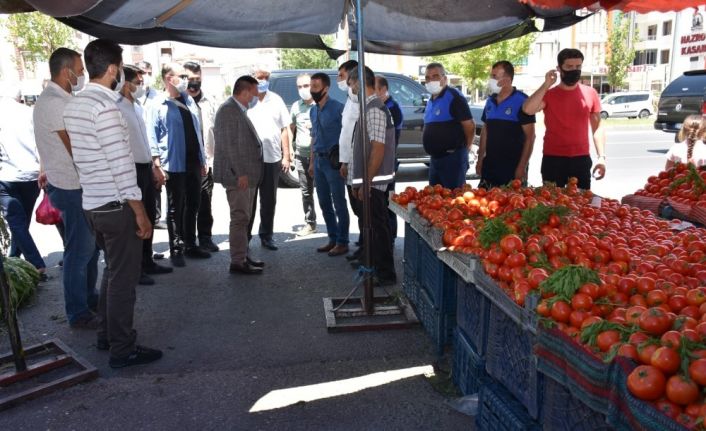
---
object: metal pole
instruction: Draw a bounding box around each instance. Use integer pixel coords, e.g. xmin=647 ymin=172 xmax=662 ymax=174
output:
xmin=0 ymin=254 xmax=27 ymax=372
xmin=354 ymin=0 xmax=374 ymax=314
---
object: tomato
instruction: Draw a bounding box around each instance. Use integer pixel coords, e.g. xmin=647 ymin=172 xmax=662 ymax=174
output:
xmin=505 ymin=252 xmax=527 ymax=268
xmin=675 ymin=413 xmax=699 ymax=429
xmin=629 ymin=331 xmax=650 ymax=346
xmin=655 ymin=398 xmax=683 ymax=419
xmin=527 ymin=268 xmax=549 ymax=289
xmin=636 ymin=277 xmax=656 ymax=295
xmin=617 ymin=343 xmax=640 ymax=361
xmin=666 ymin=375 xmax=700 ymax=406
xmin=487 ymin=247 xmax=507 ymax=265
xmin=550 ymin=301 xmax=572 ymax=324
xmin=569 ymin=310 xmax=590 ymax=329
xmin=646 ymin=290 xmax=668 ymax=307
xmin=536 ymin=300 xmax=551 ymax=317
xmin=639 ymin=308 xmax=673 ymax=336
xmin=660 ymin=331 xmax=682 ymax=349
xmin=581 ymin=316 xmax=603 ymax=330
xmin=627 ymin=365 xmax=666 ymax=401
xmin=571 ymin=293 xmax=594 ymax=312
xmin=651 ymin=347 xmax=681 ymax=374
xmin=688 ymin=359 xmax=706 ymax=386
xmin=626 ymin=306 xmax=647 ymax=325
xmin=668 ymin=295 xmax=688 ymax=313
xmin=680 ymin=305 xmax=701 ymax=320
xmin=686 ymin=289 xmax=706 ymax=307
xmin=499 ymin=234 xmax=523 ymax=255
xmin=638 ymin=343 xmax=660 ymax=365
xmin=596 ymin=330 xmax=621 ymax=352
xmin=611 ymin=247 xmax=632 ymax=263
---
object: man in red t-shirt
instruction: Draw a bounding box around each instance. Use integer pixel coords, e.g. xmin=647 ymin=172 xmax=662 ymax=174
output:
xmin=522 ymin=48 xmax=606 ymax=189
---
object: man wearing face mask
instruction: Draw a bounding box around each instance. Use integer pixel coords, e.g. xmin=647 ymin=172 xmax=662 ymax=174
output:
xmin=117 ymin=65 xmax=173 ymax=286
xmin=34 ymin=47 xmax=101 ymax=330
xmin=289 ymin=73 xmax=317 ymax=236
xmin=147 ymin=63 xmax=209 ymax=267
xmin=523 ymin=48 xmax=606 ymax=189
xmin=476 ymin=61 xmax=536 ymax=189
xmin=246 ymin=68 xmax=292 ymax=251
xmin=307 ymin=72 xmax=348 ymax=256
xmin=63 ymin=38 xmax=161 ymax=368
xmin=422 ymin=62 xmax=476 ymax=190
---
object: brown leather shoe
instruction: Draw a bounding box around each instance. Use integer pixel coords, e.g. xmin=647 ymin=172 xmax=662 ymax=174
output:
xmin=317 ymin=242 xmax=335 ymax=253
xmin=328 ymin=244 xmax=349 ymax=257
xmin=229 ymin=262 xmax=263 ymax=275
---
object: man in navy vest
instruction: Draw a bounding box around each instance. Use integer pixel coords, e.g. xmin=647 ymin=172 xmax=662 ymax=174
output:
xmin=476 ymin=61 xmax=536 ymax=188
xmin=422 ymin=62 xmax=475 ymax=190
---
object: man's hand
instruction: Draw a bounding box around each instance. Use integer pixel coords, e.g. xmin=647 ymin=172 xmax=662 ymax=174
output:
xmin=544 ymin=69 xmax=558 ymax=88
xmin=153 ymin=165 xmax=166 ymax=188
xmin=237 ymin=175 xmax=249 ymax=190
xmin=135 ymin=212 xmax=153 ymax=240
xmin=340 ymin=163 xmax=348 ymax=179
xmin=514 ymin=164 xmax=527 ymax=181
xmin=592 ymin=162 xmax=606 ymax=180
xmin=281 ymin=158 xmax=291 ymax=172
xmin=201 ymin=164 xmax=208 ymax=177
xmin=308 ymin=161 xmax=315 ymax=178
xmin=38 ymin=171 xmax=48 ymax=189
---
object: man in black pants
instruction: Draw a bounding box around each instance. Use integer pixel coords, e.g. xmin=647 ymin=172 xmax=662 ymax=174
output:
xmin=117 ymin=65 xmax=173 ymax=285
xmin=147 ymin=63 xmax=210 ymax=267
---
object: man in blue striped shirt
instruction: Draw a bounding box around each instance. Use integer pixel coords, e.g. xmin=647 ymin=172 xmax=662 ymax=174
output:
xmin=63 ymin=38 xmax=162 ymax=369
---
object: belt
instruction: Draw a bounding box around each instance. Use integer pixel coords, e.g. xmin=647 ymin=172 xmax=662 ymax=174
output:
xmin=91 ymin=200 xmax=123 ymax=212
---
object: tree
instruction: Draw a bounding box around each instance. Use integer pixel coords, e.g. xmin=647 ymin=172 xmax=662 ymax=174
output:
xmin=280 ymin=35 xmax=336 ymax=70
xmin=4 ymin=12 xmax=76 ymax=71
xmin=427 ymin=34 xmax=537 ymax=99
xmin=606 ymin=13 xmax=637 ymax=92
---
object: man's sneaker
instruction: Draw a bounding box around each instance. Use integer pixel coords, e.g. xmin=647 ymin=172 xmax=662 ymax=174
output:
xmin=143 ymin=262 xmax=173 ymax=275
xmin=70 ymin=312 xmax=101 ymax=330
xmin=185 ymin=246 xmax=211 ymax=259
xmin=109 ymin=345 xmax=163 ymax=369
xmin=199 ymin=238 xmax=220 ymax=252
xmin=296 ymin=224 xmax=317 ymax=236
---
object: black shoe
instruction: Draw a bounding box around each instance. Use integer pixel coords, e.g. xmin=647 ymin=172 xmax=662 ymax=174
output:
xmin=185 ymin=247 xmax=211 ymax=259
xmin=153 ymin=253 xmax=165 ymax=260
xmin=109 ymin=345 xmax=163 ymax=369
xmin=170 ymin=253 xmax=185 ymax=267
xmin=346 ymin=249 xmax=363 ymax=261
xmin=199 ymin=238 xmax=219 ymax=252
xmin=154 ymin=222 xmax=167 ymax=230
xmin=96 ymin=338 xmax=110 ymax=351
xmin=229 ymin=262 xmax=263 ymax=274
xmin=260 ymin=238 xmax=278 ymax=251
xmin=246 ymin=256 xmax=265 ymax=268
xmin=70 ymin=312 xmax=101 ymax=330
xmin=58 ymin=259 xmax=63 ymax=267
xmin=143 ymin=263 xmax=173 ymax=275
xmin=139 ymin=274 xmax=155 ymax=285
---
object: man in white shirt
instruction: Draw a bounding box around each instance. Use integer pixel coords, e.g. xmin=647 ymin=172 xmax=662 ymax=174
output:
xmin=247 ymin=68 xmax=292 ymax=251
xmin=117 ymin=65 xmax=173 ymax=285
xmin=34 ymin=47 xmax=100 ymax=330
xmin=137 ymin=60 xmax=164 ymax=230
xmin=64 ymin=38 xmax=161 ymax=369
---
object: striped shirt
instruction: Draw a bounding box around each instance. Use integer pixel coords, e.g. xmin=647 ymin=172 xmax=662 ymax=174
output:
xmin=349 ymin=94 xmax=388 ymax=191
xmin=63 ymin=82 xmax=141 ymax=210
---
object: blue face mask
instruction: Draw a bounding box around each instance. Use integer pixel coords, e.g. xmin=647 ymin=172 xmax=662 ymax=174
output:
xmin=257 ymin=79 xmax=269 ymax=93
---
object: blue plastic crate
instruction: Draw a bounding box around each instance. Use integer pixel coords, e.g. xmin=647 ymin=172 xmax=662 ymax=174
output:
xmin=402 ymin=270 xmax=420 ymax=305
xmin=453 ymin=328 xmax=487 ymax=396
xmin=413 ymin=287 xmax=455 ymax=356
xmin=477 ymin=380 xmax=541 ymax=431
xmin=403 ymin=223 xmax=420 ymax=276
xmin=474 ymin=266 xmax=536 ymax=332
xmin=485 ymin=303 xmax=543 ymax=420
xmin=419 ymin=240 xmax=457 ymax=310
xmin=541 ymin=376 xmax=611 ymax=431
xmin=456 ymin=279 xmax=489 ymax=356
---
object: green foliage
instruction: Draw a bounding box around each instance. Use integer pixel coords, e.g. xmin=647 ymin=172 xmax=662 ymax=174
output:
xmin=606 ymin=13 xmax=637 ymax=91
xmin=4 ymin=12 xmax=76 ymax=70
xmin=280 ymin=35 xmax=337 ymax=70
xmin=224 ymin=84 xmax=232 ymax=97
xmin=426 ymin=34 xmax=537 ymax=95
xmin=0 ymin=217 xmax=38 ymax=316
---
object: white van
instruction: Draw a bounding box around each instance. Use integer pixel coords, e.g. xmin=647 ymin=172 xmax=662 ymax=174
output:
xmin=600 ymin=91 xmax=654 ymax=119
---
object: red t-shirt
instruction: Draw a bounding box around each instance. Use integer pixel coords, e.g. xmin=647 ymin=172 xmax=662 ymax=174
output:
xmin=542 ymin=84 xmax=601 ymax=157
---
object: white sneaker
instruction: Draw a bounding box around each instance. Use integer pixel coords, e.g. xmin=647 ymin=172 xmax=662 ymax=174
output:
xmin=296 ymin=224 xmax=317 ymax=236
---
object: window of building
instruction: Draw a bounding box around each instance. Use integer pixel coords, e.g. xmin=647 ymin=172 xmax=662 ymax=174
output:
xmin=633 ymin=49 xmax=658 ymax=66
xmin=660 ymin=49 xmax=670 ymax=64
xmin=579 ymin=43 xmax=588 ymax=56
xmin=662 ymin=21 xmax=672 ymax=36
xmin=647 ymin=25 xmax=657 ymax=40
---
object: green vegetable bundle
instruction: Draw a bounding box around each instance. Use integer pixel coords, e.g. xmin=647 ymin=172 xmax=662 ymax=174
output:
xmin=0 ymin=256 xmax=40 ymax=315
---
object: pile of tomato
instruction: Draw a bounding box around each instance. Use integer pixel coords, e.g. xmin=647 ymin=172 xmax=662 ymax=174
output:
xmin=634 ymin=162 xmax=706 ymax=207
xmin=392 ymin=180 xmax=706 ymax=429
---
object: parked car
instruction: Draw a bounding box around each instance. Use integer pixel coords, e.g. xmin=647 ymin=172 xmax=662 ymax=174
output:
xmin=267 ymin=69 xmax=483 ymax=187
xmin=600 ymin=91 xmax=653 ymax=119
xmin=654 ymin=70 xmax=706 ymax=136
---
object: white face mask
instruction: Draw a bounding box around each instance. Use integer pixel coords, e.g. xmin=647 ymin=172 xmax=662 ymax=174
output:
xmin=298 ymin=88 xmax=311 ymax=101
xmin=488 ymin=78 xmax=501 ymax=95
xmin=131 ymin=84 xmax=146 ymax=100
xmin=425 ymin=80 xmax=442 ymax=95
xmin=143 ymin=74 xmax=152 ymax=88
xmin=248 ymin=95 xmax=259 ymax=109
xmin=348 ymin=86 xmax=358 ymax=103
xmin=175 ymin=77 xmax=188 ymax=93
xmin=113 ymin=68 xmax=125 ymax=93
xmin=69 ymin=70 xmax=85 ymax=92
xmin=337 ymin=80 xmax=348 ymax=92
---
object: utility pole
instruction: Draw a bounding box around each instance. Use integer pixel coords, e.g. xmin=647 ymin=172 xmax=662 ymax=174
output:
xmin=669 ymin=10 xmax=682 ymax=85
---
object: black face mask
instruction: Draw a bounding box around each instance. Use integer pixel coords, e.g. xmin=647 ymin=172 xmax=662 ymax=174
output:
xmin=187 ymin=80 xmax=201 ymax=92
xmin=560 ymin=68 xmax=581 ymax=86
xmin=311 ymin=88 xmax=326 ymax=103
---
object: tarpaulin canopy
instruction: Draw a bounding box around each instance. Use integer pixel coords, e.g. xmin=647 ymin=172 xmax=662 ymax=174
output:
xmin=520 ymin=0 xmax=704 ymax=13
xmin=0 ymin=0 xmax=585 ymax=56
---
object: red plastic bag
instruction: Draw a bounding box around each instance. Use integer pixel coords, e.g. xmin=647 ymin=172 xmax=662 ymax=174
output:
xmin=35 ymin=192 xmax=62 ymax=225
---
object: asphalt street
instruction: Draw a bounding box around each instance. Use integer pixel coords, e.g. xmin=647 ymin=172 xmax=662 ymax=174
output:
xmin=0 ymin=119 xmax=672 ymax=430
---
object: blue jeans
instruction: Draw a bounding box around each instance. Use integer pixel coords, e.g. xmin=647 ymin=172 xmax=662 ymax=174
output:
xmin=314 ymin=156 xmax=349 ymax=245
xmin=0 ymin=181 xmax=44 ymax=269
xmin=429 ymin=146 xmax=469 ymax=190
xmin=46 ymin=184 xmax=99 ymax=323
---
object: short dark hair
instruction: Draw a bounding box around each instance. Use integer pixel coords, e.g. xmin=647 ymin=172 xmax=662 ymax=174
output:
xmin=375 ymin=75 xmax=388 ymax=89
xmin=233 ymin=75 xmax=258 ymax=95
xmin=557 ymin=48 xmax=584 ymax=67
xmin=339 ymin=59 xmax=358 ymax=73
xmin=492 ymin=61 xmax=514 ymax=80
xmin=310 ymin=72 xmax=330 ymax=88
xmin=49 ymin=48 xmax=80 ymax=79
xmin=183 ymin=61 xmax=201 ymax=74
xmin=347 ymin=66 xmax=375 ymax=88
xmin=425 ymin=62 xmax=446 ymax=76
xmin=123 ymin=65 xmax=141 ymax=83
xmin=84 ymin=39 xmax=123 ymax=80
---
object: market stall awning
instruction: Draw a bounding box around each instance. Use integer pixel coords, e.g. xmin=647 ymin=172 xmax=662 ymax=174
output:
xmin=519 ymin=0 xmax=704 ymax=13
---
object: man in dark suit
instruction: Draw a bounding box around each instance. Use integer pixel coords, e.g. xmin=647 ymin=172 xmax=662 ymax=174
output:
xmin=213 ymin=76 xmax=265 ymax=274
